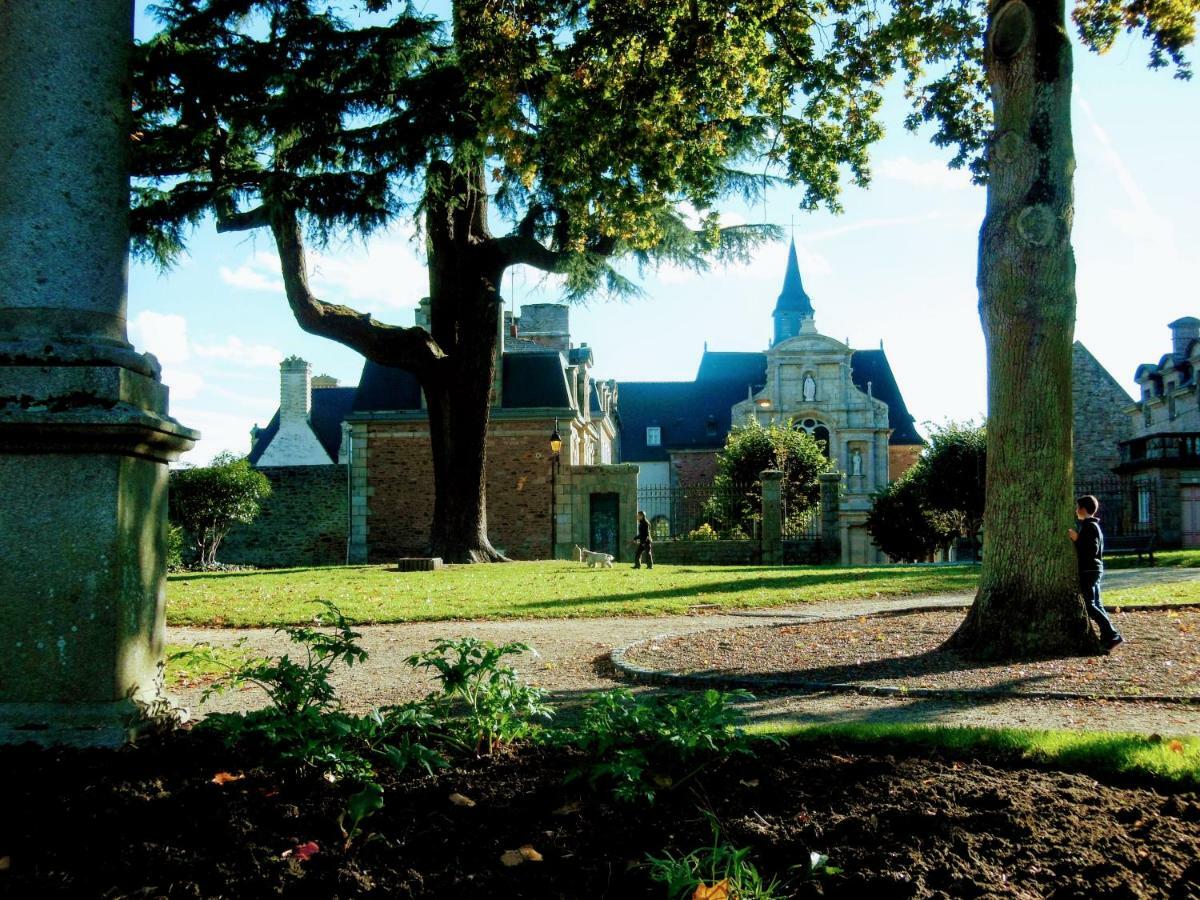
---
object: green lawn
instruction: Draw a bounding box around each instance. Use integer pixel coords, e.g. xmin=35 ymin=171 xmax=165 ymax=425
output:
xmin=165 ymin=559 xmax=1200 ymax=628
xmin=756 ymin=722 xmax=1200 ymax=787
xmin=167 ymin=561 xmax=981 ymax=627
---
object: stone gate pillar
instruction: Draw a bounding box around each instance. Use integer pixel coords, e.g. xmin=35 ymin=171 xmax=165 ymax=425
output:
xmin=819 ymin=472 xmax=842 ymax=563
xmin=760 ymin=469 xmax=784 ymax=566
xmin=0 ymin=1 xmax=198 ymax=745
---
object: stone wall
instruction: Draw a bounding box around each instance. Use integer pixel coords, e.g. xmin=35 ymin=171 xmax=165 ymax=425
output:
xmin=651 ymin=539 xmax=759 ymax=565
xmin=221 ymin=465 xmax=348 ymax=567
xmin=357 ymin=417 xmax=557 ymax=561
xmin=554 ymin=463 xmax=640 ymax=562
xmin=1073 ymin=342 xmax=1133 ymax=484
xmin=782 ymin=538 xmax=838 ymax=564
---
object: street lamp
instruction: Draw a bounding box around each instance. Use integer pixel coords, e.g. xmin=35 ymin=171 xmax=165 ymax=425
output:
xmin=549 ymin=419 xmax=562 ymax=560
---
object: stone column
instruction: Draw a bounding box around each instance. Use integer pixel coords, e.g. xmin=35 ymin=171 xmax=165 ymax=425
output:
xmin=0 ymin=1 xmax=198 ymax=746
xmin=760 ymin=469 xmax=784 ymax=566
xmin=820 ymin=472 xmax=842 ymax=564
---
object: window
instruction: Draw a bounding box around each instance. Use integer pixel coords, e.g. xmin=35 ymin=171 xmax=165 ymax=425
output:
xmin=646 ymin=426 xmax=661 ymax=447
xmin=1144 ymin=406 xmax=1153 ymax=428
xmin=1137 ymin=484 xmax=1153 ymax=524
xmin=1170 ymin=394 xmax=1177 ymax=420
xmin=705 ymin=416 xmax=718 ymax=437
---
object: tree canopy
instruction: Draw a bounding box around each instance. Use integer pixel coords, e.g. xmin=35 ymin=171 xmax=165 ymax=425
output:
xmin=170 ymin=452 xmax=272 ymax=566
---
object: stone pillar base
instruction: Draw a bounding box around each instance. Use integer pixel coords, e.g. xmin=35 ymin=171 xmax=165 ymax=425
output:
xmin=0 ymin=363 xmax=196 ymax=746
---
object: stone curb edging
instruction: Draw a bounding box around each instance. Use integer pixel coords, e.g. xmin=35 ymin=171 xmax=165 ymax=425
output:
xmin=609 ymin=604 xmax=1200 ymax=707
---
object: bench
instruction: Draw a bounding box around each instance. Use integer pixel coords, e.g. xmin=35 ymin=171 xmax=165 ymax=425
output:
xmin=1105 ymin=532 xmax=1157 ymax=566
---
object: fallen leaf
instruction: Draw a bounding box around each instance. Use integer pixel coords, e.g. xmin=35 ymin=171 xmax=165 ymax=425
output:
xmin=449 ymin=792 xmax=476 ymax=808
xmin=739 ymin=778 xmax=760 ymax=788
xmin=0 ymin=856 xmax=10 ymax=871
xmin=519 ymin=845 xmax=543 ymax=862
xmin=693 ymin=879 xmax=730 ymax=900
xmin=210 ymin=771 xmax=245 ymax=786
xmin=1168 ymin=740 xmax=1186 ymax=754
xmin=552 ymin=801 xmax=582 ymax=816
xmin=282 ymin=841 xmax=320 ymax=861
xmin=500 ymin=850 xmax=525 ymax=867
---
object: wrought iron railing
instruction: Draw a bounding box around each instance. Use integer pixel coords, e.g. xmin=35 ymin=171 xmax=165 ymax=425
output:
xmin=636 ymin=482 xmax=757 ymax=540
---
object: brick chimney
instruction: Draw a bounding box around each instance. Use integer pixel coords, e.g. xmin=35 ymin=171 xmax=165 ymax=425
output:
xmin=280 ymin=356 xmax=312 ymax=423
xmin=517 ymin=303 xmax=569 ymax=351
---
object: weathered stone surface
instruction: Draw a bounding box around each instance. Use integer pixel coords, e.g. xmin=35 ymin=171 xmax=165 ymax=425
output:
xmin=395 ymin=558 xmax=444 ymax=571
xmin=1072 ymin=341 xmax=1133 ymax=485
xmin=221 ymin=465 xmax=348 ymax=567
xmin=0 ymin=1 xmax=197 ymax=745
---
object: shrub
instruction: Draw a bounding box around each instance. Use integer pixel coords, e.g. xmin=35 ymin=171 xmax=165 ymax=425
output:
xmin=703 ymin=422 xmax=831 ymax=537
xmin=554 ymin=688 xmax=760 ymax=803
xmin=406 ymin=637 xmax=553 ymax=754
xmin=169 ymin=451 xmax=271 ymax=566
xmin=683 ymin=523 xmax=720 ymax=542
xmin=166 ymin=523 xmax=185 ymax=569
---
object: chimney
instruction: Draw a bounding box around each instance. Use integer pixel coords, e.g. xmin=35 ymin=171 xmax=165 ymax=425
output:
xmin=280 ymin=356 xmax=312 ymax=423
xmin=312 ymin=373 xmax=340 ymax=389
xmin=516 ymin=303 xmax=570 ymax=351
xmin=414 ymin=297 xmax=432 ymax=332
xmin=1169 ymin=317 xmax=1200 ymax=357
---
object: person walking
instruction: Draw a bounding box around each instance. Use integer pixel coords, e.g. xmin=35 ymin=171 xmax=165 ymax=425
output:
xmin=633 ymin=510 xmax=654 ymax=570
xmin=1068 ymin=494 xmax=1124 ymax=650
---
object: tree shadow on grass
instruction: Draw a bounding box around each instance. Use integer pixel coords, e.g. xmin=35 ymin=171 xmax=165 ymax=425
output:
xmin=508 ymin=569 xmax=979 ymax=613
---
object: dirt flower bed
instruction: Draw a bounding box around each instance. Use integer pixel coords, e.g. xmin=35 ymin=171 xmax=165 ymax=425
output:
xmin=625 ymin=608 xmax=1200 ymax=699
xmin=3 ymin=734 xmax=1200 ymax=898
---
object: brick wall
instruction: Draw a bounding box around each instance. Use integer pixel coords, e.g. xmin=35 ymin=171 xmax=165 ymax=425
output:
xmin=221 ymin=465 xmax=347 ymax=567
xmin=670 ymin=450 xmax=719 ymax=486
xmin=1073 ymin=342 xmax=1133 ymax=484
xmin=362 ymin=417 xmax=555 ymax=561
xmin=888 ymin=444 xmax=923 ymax=481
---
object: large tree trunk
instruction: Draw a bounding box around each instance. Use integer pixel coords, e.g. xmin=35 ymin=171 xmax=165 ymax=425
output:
xmin=947 ymin=0 xmax=1097 ymax=658
xmin=423 ymin=160 xmax=508 ymax=563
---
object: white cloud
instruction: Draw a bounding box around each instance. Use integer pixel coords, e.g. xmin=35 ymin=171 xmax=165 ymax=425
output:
xmin=129 ymin=311 xmax=190 ymax=365
xmin=194 ymin=336 xmax=284 ymax=368
xmin=172 ymin=408 xmax=258 ymax=465
xmin=877 ymin=156 xmax=973 ymax=191
xmin=219 ymin=251 xmax=285 ymax=293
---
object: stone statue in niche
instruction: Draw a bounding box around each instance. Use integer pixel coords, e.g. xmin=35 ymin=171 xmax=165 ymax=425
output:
xmin=850 ymin=447 xmax=864 ymax=476
xmin=802 ymin=373 xmax=817 ymax=402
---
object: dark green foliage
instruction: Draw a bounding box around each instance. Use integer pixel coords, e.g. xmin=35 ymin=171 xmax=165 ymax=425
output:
xmin=865 ymin=421 xmax=985 ymax=562
xmin=182 ymin=601 xmax=449 ymax=780
xmin=554 ymin=688 xmax=760 ymax=803
xmin=406 ymin=637 xmax=553 ymax=753
xmin=705 ymin=422 xmax=831 ymax=536
xmin=166 ymin=523 xmax=185 ymax=569
xmin=168 ymin=451 xmax=271 ymax=566
xmin=866 ymin=474 xmax=956 ymax=562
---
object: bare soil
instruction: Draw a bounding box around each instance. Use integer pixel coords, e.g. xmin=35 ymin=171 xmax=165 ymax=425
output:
xmin=2 ymin=734 xmax=1200 ymax=898
xmin=624 ymin=608 xmax=1200 ymax=700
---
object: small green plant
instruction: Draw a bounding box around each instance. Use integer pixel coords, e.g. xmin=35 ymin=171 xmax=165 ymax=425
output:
xmin=647 ymin=818 xmax=785 ymax=899
xmin=338 ymin=782 xmax=385 ymax=850
xmin=556 ymin=688 xmax=761 ymax=803
xmin=407 ymin=637 xmax=552 ymax=753
xmin=185 ymin=601 xmax=448 ymax=780
xmin=166 ymin=523 xmax=185 ymax=569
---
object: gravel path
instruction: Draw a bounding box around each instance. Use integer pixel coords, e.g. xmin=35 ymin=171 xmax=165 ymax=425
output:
xmin=168 ymin=567 xmax=1200 ymax=736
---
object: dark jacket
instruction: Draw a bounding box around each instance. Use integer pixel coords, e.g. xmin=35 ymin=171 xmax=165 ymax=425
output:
xmin=637 ymin=518 xmax=650 ymax=543
xmin=1075 ymin=516 xmax=1104 ymax=575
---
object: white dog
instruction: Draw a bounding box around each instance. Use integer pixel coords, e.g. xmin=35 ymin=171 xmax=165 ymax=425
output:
xmin=575 ymin=545 xmax=614 ymax=568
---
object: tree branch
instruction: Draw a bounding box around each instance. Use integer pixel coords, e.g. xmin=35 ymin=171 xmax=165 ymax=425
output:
xmin=269 ymin=205 xmax=443 ymax=374
xmin=215 ymin=205 xmax=272 ymax=233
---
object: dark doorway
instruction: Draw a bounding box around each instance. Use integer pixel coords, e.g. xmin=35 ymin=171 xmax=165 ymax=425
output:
xmin=589 ymin=493 xmax=620 ymax=558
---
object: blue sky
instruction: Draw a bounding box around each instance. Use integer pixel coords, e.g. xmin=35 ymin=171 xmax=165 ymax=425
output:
xmin=128 ymin=7 xmax=1200 ymax=464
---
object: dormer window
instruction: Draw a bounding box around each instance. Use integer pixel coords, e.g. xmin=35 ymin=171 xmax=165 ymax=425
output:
xmin=646 ymin=426 xmax=661 ymax=447
xmin=705 ymin=417 xmax=718 ymax=437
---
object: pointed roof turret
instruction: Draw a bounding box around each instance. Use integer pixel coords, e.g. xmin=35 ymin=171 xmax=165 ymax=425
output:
xmin=774 ymin=240 xmax=814 ymax=317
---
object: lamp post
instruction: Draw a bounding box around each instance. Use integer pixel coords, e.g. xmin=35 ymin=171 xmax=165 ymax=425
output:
xmin=549 ymin=419 xmax=563 ymax=560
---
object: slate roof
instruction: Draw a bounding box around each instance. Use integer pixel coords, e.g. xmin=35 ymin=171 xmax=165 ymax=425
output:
xmin=248 ymin=386 xmax=356 ymax=465
xmin=349 ymin=351 xmax=573 ymax=414
xmin=619 ymin=346 xmax=922 ymax=460
xmin=774 ymin=241 xmax=815 ymax=316
xmin=847 ymin=349 xmax=922 ymax=445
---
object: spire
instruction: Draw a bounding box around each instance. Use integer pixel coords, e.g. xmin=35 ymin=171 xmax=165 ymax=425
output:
xmin=774 ymin=240 xmax=814 ymax=317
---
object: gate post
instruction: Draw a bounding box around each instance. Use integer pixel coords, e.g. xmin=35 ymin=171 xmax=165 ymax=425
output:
xmin=760 ymin=470 xmax=784 ymax=566
xmin=819 ymin=473 xmax=842 ymax=563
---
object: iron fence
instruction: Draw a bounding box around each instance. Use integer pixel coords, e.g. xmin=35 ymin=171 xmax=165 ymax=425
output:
xmin=1074 ymin=476 xmax=1155 ymax=537
xmin=636 ymin=482 xmax=757 ymax=540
